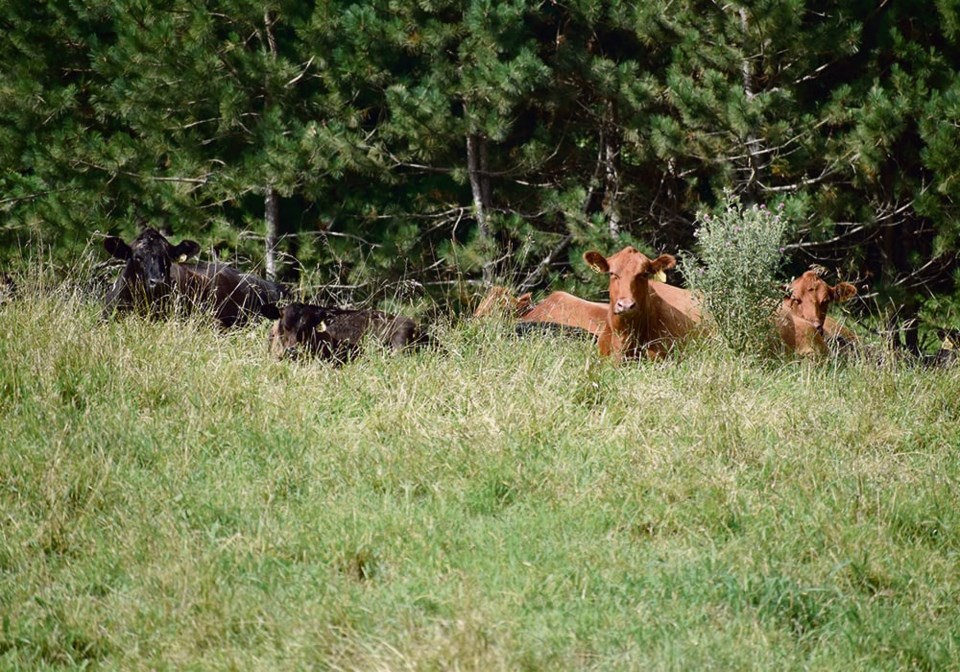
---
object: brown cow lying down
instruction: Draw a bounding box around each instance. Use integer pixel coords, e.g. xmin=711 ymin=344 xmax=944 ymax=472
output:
xmin=774 ymin=309 xmax=829 ymax=357
xmin=778 ymin=269 xmax=858 ymax=354
xmin=584 ymin=246 xmax=704 ymax=360
xmin=473 ymin=285 xmax=608 ymax=339
xmin=473 ymin=259 xmax=694 ymax=358
xmin=264 ymin=302 xmax=426 ymax=362
xmin=472 ymin=285 xmax=534 ymax=319
xmin=103 ymin=227 xmax=286 ymax=328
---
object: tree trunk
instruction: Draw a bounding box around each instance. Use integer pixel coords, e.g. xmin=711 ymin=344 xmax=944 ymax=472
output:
xmin=467 ymin=131 xmax=495 ymax=284
xmin=263 ymin=9 xmax=279 ymax=281
xmin=739 ymin=6 xmax=763 ymax=195
xmin=264 ymin=186 xmax=279 ymax=280
xmin=603 ymin=123 xmax=622 ymax=238
xmin=596 ymin=100 xmax=622 ymax=239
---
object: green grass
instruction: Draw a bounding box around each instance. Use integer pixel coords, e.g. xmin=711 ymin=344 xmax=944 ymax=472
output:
xmin=1 ymin=279 xmax=959 ymax=670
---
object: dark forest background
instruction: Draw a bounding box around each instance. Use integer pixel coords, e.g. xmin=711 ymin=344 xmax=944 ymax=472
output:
xmin=2 ymin=0 xmax=959 ymax=351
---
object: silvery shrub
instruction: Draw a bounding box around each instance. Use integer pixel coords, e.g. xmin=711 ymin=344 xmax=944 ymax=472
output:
xmin=680 ymin=192 xmax=788 ymax=355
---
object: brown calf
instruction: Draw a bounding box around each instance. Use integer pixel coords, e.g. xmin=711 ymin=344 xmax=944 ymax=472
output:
xmin=472 ymin=286 xmax=534 ymax=319
xmin=784 ymin=270 xmax=857 ymax=333
xmin=584 ymin=246 xmax=703 ymax=360
xmin=774 ymin=308 xmax=829 ymax=357
xmin=517 ymin=291 xmax=609 ymax=335
xmin=781 ymin=270 xmax=857 ymax=349
xmin=473 ymin=285 xmax=608 ymax=336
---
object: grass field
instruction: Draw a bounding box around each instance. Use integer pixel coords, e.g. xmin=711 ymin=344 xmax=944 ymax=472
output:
xmin=1 ymin=278 xmax=959 ymax=670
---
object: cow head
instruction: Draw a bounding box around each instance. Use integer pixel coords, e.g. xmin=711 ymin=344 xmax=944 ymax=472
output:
xmin=104 ymin=228 xmax=200 ymax=302
xmin=785 ymin=270 xmax=857 ymax=334
xmin=263 ymin=302 xmax=339 ymax=360
xmin=584 ymin=246 xmax=676 ymax=318
xmin=473 ymin=286 xmax=533 ymax=318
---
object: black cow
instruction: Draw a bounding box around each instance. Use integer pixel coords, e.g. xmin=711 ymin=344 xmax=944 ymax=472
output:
xmin=263 ymin=302 xmax=426 ymax=362
xmin=103 ymin=227 xmax=285 ymax=328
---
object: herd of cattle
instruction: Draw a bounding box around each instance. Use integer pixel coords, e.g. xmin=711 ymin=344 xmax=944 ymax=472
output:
xmin=95 ymin=226 xmax=943 ymax=365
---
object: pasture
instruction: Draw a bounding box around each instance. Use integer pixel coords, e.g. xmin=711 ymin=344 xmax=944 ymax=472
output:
xmin=1 ymin=277 xmax=959 ymax=670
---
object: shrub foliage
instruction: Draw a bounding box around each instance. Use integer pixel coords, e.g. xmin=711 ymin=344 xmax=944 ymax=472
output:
xmin=681 ymin=194 xmax=788 ymax=355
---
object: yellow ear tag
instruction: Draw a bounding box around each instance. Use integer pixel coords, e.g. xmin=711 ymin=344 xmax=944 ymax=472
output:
xmin=178 ymin=254 xmax=188 ymax=263
xmin=943 ymin=335 xmax=955 ymax=351
xmin=652 ymin=270 xmax=667 ymax=283
xmin=318 ymin=321 xmax=327 ymax=333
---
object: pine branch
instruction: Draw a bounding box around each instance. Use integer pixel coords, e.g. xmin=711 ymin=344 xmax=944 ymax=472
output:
xmin=285 ymin=56 xmax=314 ymax=88
xmin=0 ymin=187 xmax=82 ymax=207
xmin=518 ymin=233 xmax=574 ymax=293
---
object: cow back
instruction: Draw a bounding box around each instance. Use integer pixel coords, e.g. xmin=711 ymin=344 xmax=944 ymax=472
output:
xmin=518 ymin=291 xmax=608 ymax=336
xmin=648 ymin=282 xmax=702 ymax=339
xmin=325 ymin=310 xmax=422 ymax=350
xmin=775 ymin=304 xmax=828 ymax=357
xmin=173 ymin=261 xmax=286 ymax=328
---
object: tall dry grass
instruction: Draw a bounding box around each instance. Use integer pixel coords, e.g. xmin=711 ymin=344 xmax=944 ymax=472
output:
xmin=1 ymin=271 xmax=958 ymax=670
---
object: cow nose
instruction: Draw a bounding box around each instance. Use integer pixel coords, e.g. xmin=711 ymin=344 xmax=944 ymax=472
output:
xmin=812 ymin=320 xmax=824 ymax=334
xmin=614 ymin=298 xmax=636 ymax=314
xmin=284 ymin=346 xmax=299 ymax=359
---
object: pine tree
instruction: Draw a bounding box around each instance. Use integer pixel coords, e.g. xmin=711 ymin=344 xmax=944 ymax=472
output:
xmin=342 ymin=0 xmax=550 ymax=285
xmin=89 ymin=0 xmax=328 ymax=275
xmin=2 ymin=0 xmax=959 ymax=337
xmin=799 ymin=0 xmax=960 ymax=349
xmin=0 ymin=0 xmax=121 ymax=261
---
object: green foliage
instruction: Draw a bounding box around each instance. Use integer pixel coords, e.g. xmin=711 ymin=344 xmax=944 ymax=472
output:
xmin=681 ymin=193 xmax=788 ymax=355
xmin=2 ymin=0 xmax=960 ymax=335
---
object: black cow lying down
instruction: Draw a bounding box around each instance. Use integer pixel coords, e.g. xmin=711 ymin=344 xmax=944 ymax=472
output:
xmin=264 ymin=302 xmax=427 ymax=362
xmin=103 ymin=227 xmax=286 ymax=328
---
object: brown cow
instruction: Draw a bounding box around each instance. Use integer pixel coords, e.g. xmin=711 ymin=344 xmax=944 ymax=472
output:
xmin=472 ymin=285 xmax=533 ymax=319
xmin=781 ymin=270 xmax=858 ymax=348
xmin=774 ymin=308 xmax=829 ymax=357
xmin=583 ymin=246 xmax=703 ymax=360
xmin=103 ymin=227 xmax=286 ymax=328
xmin=264 ymin=302 xmax=425 ymax=362
xmin=518 ymin=291 xmax=609 ymax=335
xmin=473 ymin=285 xmax=607 ymax=336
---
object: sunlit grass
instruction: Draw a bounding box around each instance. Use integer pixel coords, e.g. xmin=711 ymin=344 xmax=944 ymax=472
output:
xmin=1 ymin=276 xmax=958 ymax=670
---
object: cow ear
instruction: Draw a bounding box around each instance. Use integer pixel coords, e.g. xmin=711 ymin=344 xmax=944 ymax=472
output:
xmin=832 ymin=282 xmax=857 ymax=303
xmin=516 ymin=292 xmax=533 ymax=316
xmin=651 ymin=254 xmax=677 ymax=273
xmin=583 ymin=251 xmax=609 ymax=274
xmin=104 ymin=237 xmax=132 ymax=260
xmin=262 ymin=303 xmax=281 ymax=320
xmin=172 ymin=240 xmax=200 ymax=262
